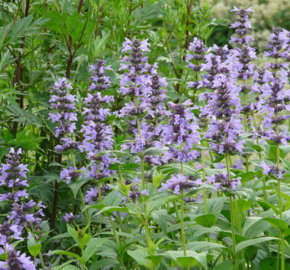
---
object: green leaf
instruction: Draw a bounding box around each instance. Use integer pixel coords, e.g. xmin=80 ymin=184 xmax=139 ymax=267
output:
xmin=0 ymin=15 xmax=47 ymax=48
xmin=90 ymin=31 xmax=111 ymax=57
xmin=192 ymin=227 xmax=221 ymax=238
xmin=51 ymin=260 xmax=75 ymax=270
xmin=82 ymin=238 xmax=108 ymax=263
xmin=158 ymin=163 xmax=200 ymax=178
xmin=69 ymin=180 xmax=88 ymax=199
xmin=146 ymin=255 xmax=163 ymax=266
xmin=244 ymin=246 xmax=258 ymax=261
xmin=78 ymin=233 xmax=92 ymax=251
xmin=67 ymin=225 xmax=79 ymax=244
xmin=243 ymin=217 xmax=271 ymax=238
xmin=239 ymin=172 xmax=257 ymax=183
xmin=166 ymin=251 xmax=207 ymax=269
xmin=213 ymin=260 xmax=236 ymax=270
xmin=85 ymin=205 xmax=130 ymax=216
xmin=186 ymin=242 xmax=225 ymax=252
xmin=50 ymin=250 xmax=80 ymax=260
xmin=147 ymin=197 xmax=168 ymax=218
xmin=281 ymin=158 xmax=290 ymax=170
xmin=152 ymin=211 xmax=167 ymax=233
xmin=269 ymin=146 xmax=285 ymax=159
xmin=259 ymin=258 xmax=290 ymax=270
xmin=263 ymin=218 xmax=289 ymax=232
xmin=176 ymin=256 xmax=198 ymax=268
xmin=236 ymin=199 xmax=252 ymax=212
xmin=103 ymin=190 xmax=124 ymax=206
xmin=60 ymin=266 xmax=82 ymax=270
xmin=235 ymin=237 xmax=278 ymax=254
xmin=127 ymin=249 xmax=150 ymax=266
xmin=28 ymin=244 xmax=42 ymax=257
xmin=7 ymin=105 xmax=43 ymax=127
xmin=0 ymin=51 xmax=14 ymax=69
xmin=195 ymin=214 xmax=216 ymax=228
xmin=199 ymin=197 xmax=227 ymax=217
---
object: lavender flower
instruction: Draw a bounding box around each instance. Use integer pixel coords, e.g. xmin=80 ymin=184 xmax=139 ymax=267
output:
xmin=161 ymin=101 xmax=200 ymax=162
xmin=230 ymin=7 xmax=254 ymax=45
xmin=89 ymin=60 xmax=112 ymax=92
xmin=260 ymin=161 xmax=285 ymax=179
xmin=48 ymin=78 xmax=77 ymax=139
xmin=0 ymin=148 xmax=45 ymax=247
xmin=80 ymin=59 xmax=117 ymax=197
xmin=186 ymin=38 xmax=207 ymax=72
xmin=63 ymin=213 xmax=80 ymax=223
xmin=206 ymin=173 xmax=241 ymax=191
xmin=60 ymin=166 xmax=87 ymax=184
xmin=0 ymin=244 xmax=35 ymax=270
xmin=84 ymin=185 xmax=111 ymax=204
xmin=159 ymin=174 xmax=197 ymax=195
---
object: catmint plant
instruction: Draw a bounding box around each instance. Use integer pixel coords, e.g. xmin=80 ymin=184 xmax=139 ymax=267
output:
xmin=0 ymin=148 xmax=46 ymax=269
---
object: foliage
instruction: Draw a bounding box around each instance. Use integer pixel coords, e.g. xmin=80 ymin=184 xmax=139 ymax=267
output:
xmin=1 ymin=1 xmax=290 ymax=270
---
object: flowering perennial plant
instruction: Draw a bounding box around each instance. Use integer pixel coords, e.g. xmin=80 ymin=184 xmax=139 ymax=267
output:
xmin=3 ymin=5 xmax=290 ymax=270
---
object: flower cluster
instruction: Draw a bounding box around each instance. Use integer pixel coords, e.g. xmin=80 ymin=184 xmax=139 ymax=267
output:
xmin=186 ymin=37 xmax=207 ymax=72
xmin=159 ymin=174 xmax=197 ymax=195
xmin=260 ymin=161 xmax=286 ymax=179
xmin=0 ymin=149 xmax=44 ymax=268
xmin=80 ymin=60 xmax=117 ymax=201
xmin=0 ymin=244 xmax=35 ymax=270
xmin=230 ymin=7 xmax=254 ymax=45
xmin=48 ymin=78 xmax=79 ymax=151
xmin=161 ymin=101 xmax=200 ymax=163
xmin=206 ymin=173 xmax=241 ymax=191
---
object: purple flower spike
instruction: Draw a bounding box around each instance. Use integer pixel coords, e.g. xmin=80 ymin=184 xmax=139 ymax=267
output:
xmin=159 ymin=174 xmax=197 ymax=195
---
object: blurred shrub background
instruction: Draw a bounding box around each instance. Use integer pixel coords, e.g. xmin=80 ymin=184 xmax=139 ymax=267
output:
xmin=206 ymin=0 xmax=290 ymax=51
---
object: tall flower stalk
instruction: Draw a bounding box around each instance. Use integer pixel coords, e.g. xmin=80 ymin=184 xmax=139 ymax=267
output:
xmin=258 ymin=27 xmax=290 ymax=270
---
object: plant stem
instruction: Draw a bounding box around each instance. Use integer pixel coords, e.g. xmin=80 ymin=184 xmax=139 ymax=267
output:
xmin=39 ymin=252 xmax=46 ymax=270
xmin=226 ymin=154 xmax=236 ymax=269
xmin=109 ymin=217 xmax=120 ymax=246
xmin=180 ymin=192 xmax=186 ymax=256
xmin=201 ymin=147 xmax=208 ymax=214
xmin=137 ymin=117 xmax=146 ymax=190
xmin=230 ymin=196 xmax=236 ymax=270
xmin=78 ymin=189 xmax=90 ymax=229
xmin=276 ymin=142 xmax=285 ymax=270
xmin=253 ymin=114 xmax=267 ymax=200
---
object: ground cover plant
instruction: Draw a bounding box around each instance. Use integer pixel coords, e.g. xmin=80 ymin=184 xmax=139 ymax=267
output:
xmin=2 ymin=0 xmax=290 ymax=269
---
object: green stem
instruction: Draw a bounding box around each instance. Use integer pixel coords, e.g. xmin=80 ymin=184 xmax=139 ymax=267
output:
xmin=226 ymin=154 xmax=236 ymax=269
xmin=39 ymin=252 xmax=46 ymax=270
xmin=276 ymin=128 xmax=285 ymax=270
xmin=144 ymin=221 xmax=156 ymax=270
xmin=253 ymin=114 xmax=266 ymax=200
xmin=141 ymin=158 xmax=145 ymax=190
xmin=174 ymin=200 xmax=180 ymax=221
xmin=137 ymin=117 xmax=146 ymax=190
xmin=245 ymin=154 xmax=249 ymax=173
xmin=230 ymin=196 xmax=236 ymax=270
xmin=180 ymin=192 xmax=186 ymax=256
xmin=98 ymin=182 xmax=103 ymax=203
xmin=109 ymin=217 xmax=120 ymax=246
xmin=79 ymin=189 xmax=90 ymax=228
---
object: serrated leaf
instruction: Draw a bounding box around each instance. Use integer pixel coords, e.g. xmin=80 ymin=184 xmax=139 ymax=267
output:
xmin=127 ymin=249 xmax=150 ymax=266
xmin=82 ymin=238 xmax=108 ymax=263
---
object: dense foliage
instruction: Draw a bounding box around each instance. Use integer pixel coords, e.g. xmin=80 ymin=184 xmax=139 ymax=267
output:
xmin=2 ymin=1 xmax=290 ymax=270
